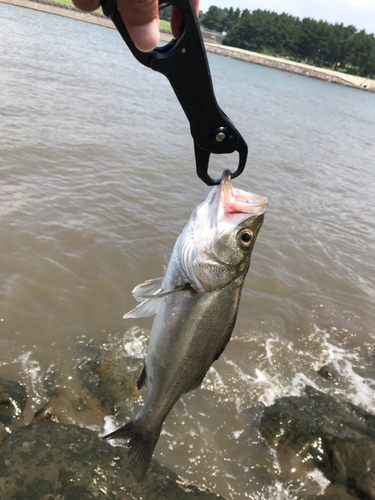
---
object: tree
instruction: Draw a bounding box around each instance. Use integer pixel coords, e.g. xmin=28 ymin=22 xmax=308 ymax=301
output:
xmin=201 ymin=5 xmax=227 ymax=32
xmin=210 ymin=4 xmax=375 ymax=78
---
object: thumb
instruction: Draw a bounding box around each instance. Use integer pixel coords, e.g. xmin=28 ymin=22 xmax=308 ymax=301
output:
xmin=117 ymin=0 xmax=160 ymax=52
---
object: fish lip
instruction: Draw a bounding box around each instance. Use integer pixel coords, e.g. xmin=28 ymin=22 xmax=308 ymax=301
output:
xmin=220 ymin=169 xmax=232 ymax=195
xmin=218 ymin=169 xmax=268 ymax=216
xmin=219 ymin=169 xmax=233 ymax=213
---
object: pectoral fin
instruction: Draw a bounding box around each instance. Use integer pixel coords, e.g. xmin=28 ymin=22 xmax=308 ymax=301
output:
xmin=140 ymin=283 xmax=190 ymax=298
xmin=123 ymin=298 xmax=163 ymax=319
xmin=133 ymin=278 xmax=190 ymax=301
xmin=124 ymin=279 xmax=191 ymax=319
xmin=132 ymin=278 xmax=164 ymax=302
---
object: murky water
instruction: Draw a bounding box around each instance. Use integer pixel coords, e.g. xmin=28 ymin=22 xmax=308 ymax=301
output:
xmin=1 ymin=3 xmax=375 ymax=498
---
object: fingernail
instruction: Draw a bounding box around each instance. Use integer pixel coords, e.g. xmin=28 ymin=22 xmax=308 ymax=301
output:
xmin=129 ymin=19 xmax=160 ymax=53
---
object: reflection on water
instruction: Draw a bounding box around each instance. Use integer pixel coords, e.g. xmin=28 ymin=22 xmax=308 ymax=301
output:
xmin=1 ymin=3 xmax=375 ymax=498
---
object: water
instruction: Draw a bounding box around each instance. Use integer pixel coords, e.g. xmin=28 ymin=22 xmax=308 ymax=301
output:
xmin=1 ymin=3 xmax=375 ymax=498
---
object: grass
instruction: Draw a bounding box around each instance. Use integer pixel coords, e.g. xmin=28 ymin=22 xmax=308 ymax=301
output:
xmin=159 ymin=19 xmax=171 ymax=32
xmin=48 ymin=0 xmax=75 ymax=6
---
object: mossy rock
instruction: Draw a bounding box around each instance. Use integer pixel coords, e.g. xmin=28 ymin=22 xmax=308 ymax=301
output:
xmin=0 ymin=377 xmax=27 ymax=440
xmin=75 ymin=336 xmax=142 ymax=418
xmin=0 ymin=421 xmax=225 ymax=499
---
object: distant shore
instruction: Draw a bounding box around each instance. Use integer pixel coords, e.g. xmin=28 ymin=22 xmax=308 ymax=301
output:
xmin=2 ymin=0 xmax=375 ymax=93
xmin=204 ymin=44 xmax=375 ymax=92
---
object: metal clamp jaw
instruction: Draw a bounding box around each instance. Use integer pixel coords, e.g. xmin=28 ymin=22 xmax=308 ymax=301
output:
xmin=101 ymin=0 xmax=248 ymax=185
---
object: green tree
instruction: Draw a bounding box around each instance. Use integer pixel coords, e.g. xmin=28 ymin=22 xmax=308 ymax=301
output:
xmin=207 ymin=4 xmax=375 ymax=78
xmin=201 ymin=5 xmax=226 ymax=32
xmin=159 ymin=4 xmax=171 ymax=22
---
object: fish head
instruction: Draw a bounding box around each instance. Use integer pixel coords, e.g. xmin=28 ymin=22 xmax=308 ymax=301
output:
xmin=178 ymin=169 xmax=268 ymax=293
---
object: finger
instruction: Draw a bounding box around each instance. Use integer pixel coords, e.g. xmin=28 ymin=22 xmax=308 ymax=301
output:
xmin=117 ymin=0 xmax=160 ymax=52
xmin=72 ymin=0 xmax=100 ymax=12
xmin=170 ymin=0 xmax=200 ymax=38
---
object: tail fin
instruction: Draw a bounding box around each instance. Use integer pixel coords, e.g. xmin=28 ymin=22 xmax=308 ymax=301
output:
xmin=103 ymin=419 xmax=161 ymax=482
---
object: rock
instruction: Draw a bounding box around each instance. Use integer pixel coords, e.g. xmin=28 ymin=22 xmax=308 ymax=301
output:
xmin=32 ymin=405 xmax=58 ymax=423
xmin=32 ymin=367 xmax=111 ymax=427
xmin=30 ymin=333 xmax=145 ymax=429
xmin=0 ymin=377 xmax=27 ymax=440
xmin=317 ymin=365 xmax=335 ymax=380
xmin=307 ymin=483 xmax=360 ymax=499
xmin=31 ymin=384 xmax=109 ymax=427
xmin=0 ymin=421 xmax=225 ymax=500
xmin=260 ymin=386 xmax=375 ymax=499
xmin=318 ymin=365 xmax=335 ymax=380
xmin=75 ymin=336 xmax=142 ymax=418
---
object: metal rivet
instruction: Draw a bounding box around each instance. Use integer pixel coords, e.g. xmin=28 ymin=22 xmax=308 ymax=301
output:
xmin=181 ymin=48 xmax=186 ymax=53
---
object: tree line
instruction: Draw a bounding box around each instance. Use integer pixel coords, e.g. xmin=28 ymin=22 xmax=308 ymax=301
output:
xmin=199 ymin=6 xmax=375 ymax=78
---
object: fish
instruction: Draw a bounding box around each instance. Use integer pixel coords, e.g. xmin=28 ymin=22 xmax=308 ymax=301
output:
xmin=104 ymin=169 xmax=268 ymax=482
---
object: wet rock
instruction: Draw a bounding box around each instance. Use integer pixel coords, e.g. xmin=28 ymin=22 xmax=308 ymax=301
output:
xmin=0 ymin=377 xmax=27 ymax=439
xmin=32 ymin=404 xmax=59 ymax=423
xmin=32 ymin=384 xmax=109 ymax=427
xmin=260 ymin=386 xmax=375 ymax=499
xmin=35 ymin=367 xmax=111 ymax=427
xmin=31 ymin=332 xmax=146 ymax=431
xmin=307 ymin=483 xmax=366 ymax=499
xmin=0 ymin=421 xmax=225 ymax=500
xmin=317 ymin=365 xmax=335 ymax=380
xmin=76 ymin=336 xmax=142 ymax=418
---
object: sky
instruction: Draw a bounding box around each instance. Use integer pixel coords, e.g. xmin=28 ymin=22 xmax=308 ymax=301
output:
xmin=199 ymin=0 xmax=375 ymax=35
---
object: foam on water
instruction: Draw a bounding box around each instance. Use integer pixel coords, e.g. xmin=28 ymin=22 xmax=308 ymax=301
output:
xmin=120 ymin=326 xmax=148 ymax=359
xmin=18 ymin=352 xmax=43 ymax=407
xmin=102 ymin=415 xmax=117 ymax=438
xmin=214 ymin=322 xmax=375 ymax=414
xmin=316 ymin=329 xmax=375 ymax=413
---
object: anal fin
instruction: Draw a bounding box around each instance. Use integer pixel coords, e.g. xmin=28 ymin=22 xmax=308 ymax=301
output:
xmin=137 ymin=363 xmax=148 ymax=390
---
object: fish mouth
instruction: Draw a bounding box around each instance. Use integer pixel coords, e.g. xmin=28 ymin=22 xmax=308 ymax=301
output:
xmin=220 ymin=169 xmax=268 ymax=216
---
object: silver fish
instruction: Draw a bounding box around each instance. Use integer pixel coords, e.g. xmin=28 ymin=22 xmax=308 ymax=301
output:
xmin=105 ymin=169 xmax=268 ymax=482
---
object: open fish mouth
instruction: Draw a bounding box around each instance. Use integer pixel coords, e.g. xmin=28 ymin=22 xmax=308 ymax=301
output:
xmin=220 ymin=169 xmax=268 ymax=216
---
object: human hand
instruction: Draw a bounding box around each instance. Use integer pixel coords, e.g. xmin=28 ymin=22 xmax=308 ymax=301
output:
xmin=72 ymin=0 xmax=200 ymax=52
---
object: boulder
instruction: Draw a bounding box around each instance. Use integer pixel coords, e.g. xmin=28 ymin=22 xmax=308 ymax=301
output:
xmin=260 ymin=386 xmax=375 ymax=499
xmin=76 ymin=337 xmax=141 ymax=418
xmin=0 ymin=421 xmax=225 ymax=500
xmin=0 ymin=377 xmax=27 ymax=440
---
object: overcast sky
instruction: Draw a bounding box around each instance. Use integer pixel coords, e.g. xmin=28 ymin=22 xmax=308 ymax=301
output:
xmin=199 ymin=0 xmax=375 ymax=35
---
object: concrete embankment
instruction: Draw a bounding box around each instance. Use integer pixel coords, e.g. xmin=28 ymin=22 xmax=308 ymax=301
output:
xmin=205 ymin=43 xmax=375 ymax=92
xmin=2 ymin=0 xmax=375 ymax=92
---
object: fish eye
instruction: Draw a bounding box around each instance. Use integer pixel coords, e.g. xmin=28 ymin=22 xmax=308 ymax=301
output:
xmin=238 ymin=229 xmax=254 ymax=247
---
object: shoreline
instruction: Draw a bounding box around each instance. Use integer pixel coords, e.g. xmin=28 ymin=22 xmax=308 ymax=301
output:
xmin=2 ymin=0 xmax=375 ymax=93
xmin=205 ymin=43 xmax=375 ymax=92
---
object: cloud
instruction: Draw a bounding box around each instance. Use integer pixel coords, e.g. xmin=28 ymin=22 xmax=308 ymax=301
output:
xmin=345 ymin=0 xmax=375 ymax=8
